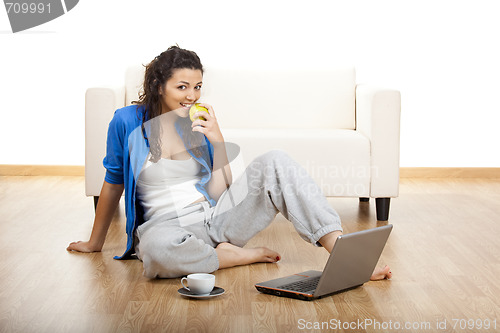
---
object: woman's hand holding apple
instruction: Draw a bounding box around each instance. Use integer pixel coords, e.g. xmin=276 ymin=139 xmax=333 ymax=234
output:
xmin=190 ymin=103 xmax=224 ymax=143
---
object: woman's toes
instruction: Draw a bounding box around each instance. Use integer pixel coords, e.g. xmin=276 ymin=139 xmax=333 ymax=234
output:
xmin=370 ymin=265 xmax=392 ymax=281
xmin=257 ymin=247 xmax=281 ymax=263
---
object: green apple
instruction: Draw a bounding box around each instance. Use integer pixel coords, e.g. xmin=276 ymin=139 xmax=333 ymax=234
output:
xmin=189 ymin=103 xmax=209 ymax=122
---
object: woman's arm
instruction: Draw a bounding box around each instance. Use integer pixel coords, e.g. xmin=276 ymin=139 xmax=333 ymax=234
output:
xmin=191 ymin=103 xmax=232 ymax=202
xmin=67 ymin=181 xmax=124 ymax=252
xmin=206 ymin=141 xmax=232 ymax=202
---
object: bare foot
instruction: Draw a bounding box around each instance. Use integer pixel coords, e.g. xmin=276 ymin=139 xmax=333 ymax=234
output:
xmin=215 ymin=242 xmax=281 ymax=269
xmin=370 ymin=265 xmax=392 ymax=280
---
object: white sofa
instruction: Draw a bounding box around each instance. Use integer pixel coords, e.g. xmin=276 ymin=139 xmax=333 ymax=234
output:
xmin=85 ymin=65 xmax=400 ymax=221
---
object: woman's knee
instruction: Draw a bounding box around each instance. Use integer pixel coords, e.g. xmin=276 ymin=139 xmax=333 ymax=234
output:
xmin=253 ymin=150 xmax=293 ymax=170
xmin=138 ymin=233 xmax=218 ymax=279
xmin=141 ymin=251 xmax=187 ymax=278
xmin=260 ymin=150 xmax=290 ymax=163
xmin=138 ymin=240 xmax=183 ymax=278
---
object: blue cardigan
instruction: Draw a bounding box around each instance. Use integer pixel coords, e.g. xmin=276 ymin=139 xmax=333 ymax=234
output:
xmin=102 ymin=105 xmax=215 ymax=259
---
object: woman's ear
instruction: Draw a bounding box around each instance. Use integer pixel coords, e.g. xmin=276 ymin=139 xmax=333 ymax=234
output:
xmin=157 ymin=81 xmax=164 ymax=96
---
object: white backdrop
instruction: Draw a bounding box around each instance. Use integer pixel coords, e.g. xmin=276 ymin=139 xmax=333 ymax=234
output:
xmin=1 ymin=0 xmax=499 ymax=167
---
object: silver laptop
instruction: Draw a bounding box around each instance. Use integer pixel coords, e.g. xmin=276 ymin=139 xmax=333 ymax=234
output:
xmin=255 ymin=224 xmax=393 ymax=301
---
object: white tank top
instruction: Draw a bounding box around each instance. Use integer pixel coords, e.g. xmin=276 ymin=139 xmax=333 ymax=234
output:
xmin=136 ymin=155 xmax=205 ymax=221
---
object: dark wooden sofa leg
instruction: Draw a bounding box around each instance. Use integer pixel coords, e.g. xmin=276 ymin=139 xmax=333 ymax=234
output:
xmin=375 ymin=198 xmax=390 ymax=221
xmin=359 ymin=197 xmax=370 ymax=202
xmin=93 ymin=196 xmax=99 ymax=211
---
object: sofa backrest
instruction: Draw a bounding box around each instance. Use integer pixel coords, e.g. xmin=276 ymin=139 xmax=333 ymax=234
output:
xmin=125 ymin=65 xmax=356 ymax=130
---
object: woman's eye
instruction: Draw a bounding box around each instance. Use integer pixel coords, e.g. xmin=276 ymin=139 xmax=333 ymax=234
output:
xmin=195 ymin=86 xmax=202 ymax=90
xmin=178 ymin=85 xmax=186 ymax=90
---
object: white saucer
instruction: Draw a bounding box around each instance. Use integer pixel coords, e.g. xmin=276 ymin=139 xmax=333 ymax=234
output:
xmin=178 ymin=286 xmax=225 ymax=299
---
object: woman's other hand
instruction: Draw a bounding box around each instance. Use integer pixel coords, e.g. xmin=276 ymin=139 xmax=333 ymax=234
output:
xmin=67 ymin=240 xmax=101 ymax=253
xmin=66 ymin=181 xmax=123 ymax=254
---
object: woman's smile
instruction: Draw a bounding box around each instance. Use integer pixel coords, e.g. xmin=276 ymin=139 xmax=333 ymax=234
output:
xmin=180 ymin=103 xmax=194 ymax=109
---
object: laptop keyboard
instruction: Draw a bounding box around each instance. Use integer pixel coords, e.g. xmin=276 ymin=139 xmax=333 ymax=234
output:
xmin=277 ymin=276 xmax=320 ymax=293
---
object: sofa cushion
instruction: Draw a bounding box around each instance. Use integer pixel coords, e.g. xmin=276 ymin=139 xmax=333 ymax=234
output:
xmin=222 ymin=128 xmax=370 ymax=197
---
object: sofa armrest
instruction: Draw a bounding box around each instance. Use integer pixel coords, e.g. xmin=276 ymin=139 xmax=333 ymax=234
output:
xmin=355 ymin=84 xmax=401 ymax=197
xmin=85 ymin=86 xmax=126 ymax=196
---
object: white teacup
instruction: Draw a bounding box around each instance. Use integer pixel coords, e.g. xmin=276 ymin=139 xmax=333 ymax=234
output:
xmin=181 ymin=273 xmax=215 ymax=295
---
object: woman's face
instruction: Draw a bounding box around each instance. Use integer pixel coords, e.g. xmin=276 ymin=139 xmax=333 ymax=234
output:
xmin=160 ymin=68 xmax=203 ymax=117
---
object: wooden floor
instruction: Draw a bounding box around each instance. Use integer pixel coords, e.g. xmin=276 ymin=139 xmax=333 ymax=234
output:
xmin=1 ymin=176 xmax=499 ymax=333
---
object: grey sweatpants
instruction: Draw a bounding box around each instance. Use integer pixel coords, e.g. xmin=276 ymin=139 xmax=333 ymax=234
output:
xmin=135 ymin=150 xmax=343 ymax=278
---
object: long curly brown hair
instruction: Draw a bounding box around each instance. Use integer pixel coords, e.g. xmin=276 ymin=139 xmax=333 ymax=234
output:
xmin=132 ymin=46 xmax=205 ymax=162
